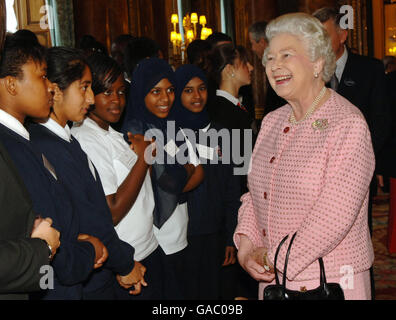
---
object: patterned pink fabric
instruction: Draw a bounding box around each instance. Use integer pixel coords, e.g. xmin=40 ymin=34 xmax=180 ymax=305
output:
xmin=234 ymin=89 xmax=375 ymax=283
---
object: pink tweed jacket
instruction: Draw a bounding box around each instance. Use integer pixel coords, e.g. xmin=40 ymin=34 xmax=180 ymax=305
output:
xmin=234 ymin=90 xmax=375 ymax=281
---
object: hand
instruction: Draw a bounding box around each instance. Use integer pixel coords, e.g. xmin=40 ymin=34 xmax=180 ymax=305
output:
xmin=127 ymin=132 xmax=154 ymax=159
xmin=238 ymin=247 xmax=275 ymax=283
xmin=222 ymin=246 xmax=237 ymax=266
xmin=250 ymin=247 xmax=274 ymax=273
xmin=31 ymin=217 xmax=61 ymax=257
xmin=183 ymin=164 xmax=195 ymax=178
xmin=117 ymin=261 xmax=147 ymax=295
xmin=78 ymin=234 xmax=108 ymax=269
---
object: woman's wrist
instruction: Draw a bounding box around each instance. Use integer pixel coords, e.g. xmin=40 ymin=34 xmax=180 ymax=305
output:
xmin=263 ymin=251 xmax=274 ymax=272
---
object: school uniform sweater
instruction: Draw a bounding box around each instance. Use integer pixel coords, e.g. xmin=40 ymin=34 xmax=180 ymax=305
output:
xmin=28 ymin=121 xmax=135 ymax=295
xmin=185 ymin=123 xmax=240 ymax=246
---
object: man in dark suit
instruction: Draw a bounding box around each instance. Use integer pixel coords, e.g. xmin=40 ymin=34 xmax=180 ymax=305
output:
xmin=314 ymin=6 xmax=392 ymax=300
xmin=314 ymin=7 xmax=391 ymax=226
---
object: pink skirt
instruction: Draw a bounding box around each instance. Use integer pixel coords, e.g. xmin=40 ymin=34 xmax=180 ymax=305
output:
xmin=258 ymin=270 xmax=371 ymax=300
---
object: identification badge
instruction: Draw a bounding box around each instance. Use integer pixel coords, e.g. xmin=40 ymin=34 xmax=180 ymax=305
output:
xmin=196 ymin=143 xmax=215 ymax=160
xmin=42 ymin=154 xmax=57 ymax=180
xmin=117 ymin=150 xmax=136 ymax=170
xmin=164 ymin=139 xmax=180 ymax=158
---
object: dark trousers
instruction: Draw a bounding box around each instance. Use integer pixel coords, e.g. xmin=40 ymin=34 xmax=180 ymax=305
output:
xmin=182 ymin=233 xmax=220 ymax=300
xmin=158 ymin=245 xmax=187 ymax=300
xmin=82 ymin=275 xmax=119 ymax=300
xmin=115 ymin=246 xmax=164 ymax=300
xmin=217 ymin=231 xmax=258 ymax=300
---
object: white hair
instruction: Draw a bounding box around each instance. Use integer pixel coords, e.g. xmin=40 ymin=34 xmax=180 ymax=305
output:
xmin=262 ymin=13 xmax=336 ymax=83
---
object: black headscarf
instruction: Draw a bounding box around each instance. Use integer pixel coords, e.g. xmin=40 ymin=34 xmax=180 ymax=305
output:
xmin=122 ymin=57 xmax=175 ymax=133
xmin=170 ymin=64 xmax=210 ymax=131
xmin=121 ymin=58 xmax=188 ymax=228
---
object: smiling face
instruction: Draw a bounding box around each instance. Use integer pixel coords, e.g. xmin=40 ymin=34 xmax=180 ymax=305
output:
xmin=181 ymin=77 xmax=207 ymax=113
xmin=265 ymin=33 xmax=318 ymax=102
xmin=144 ymin=78 xmax=175 ymax=118
xmin=53 ymin=65 xmax=94 ymax=126
xmin=89 ymin=75 xmax=126 ymax=130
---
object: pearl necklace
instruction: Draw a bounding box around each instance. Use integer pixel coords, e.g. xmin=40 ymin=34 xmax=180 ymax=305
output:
xmin=289 ymin=86 xmax=327 ymax=125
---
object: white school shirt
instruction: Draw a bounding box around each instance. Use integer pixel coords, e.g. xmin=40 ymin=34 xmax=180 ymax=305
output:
xmin=0 ymin=109 xmax=30 ymax=140
xmin=71 ymin=117 xmax=158 ymax=261
xmin=153 ymin=201 xmax=188 ymax=255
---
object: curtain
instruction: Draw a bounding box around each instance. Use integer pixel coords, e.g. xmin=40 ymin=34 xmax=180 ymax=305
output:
xmin=46 ymin=0 xmax=75 ymax=47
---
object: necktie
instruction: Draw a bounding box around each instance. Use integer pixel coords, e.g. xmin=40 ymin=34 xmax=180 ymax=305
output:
xmin=330 ymin=74 xmax=339 ymax=91
xmin=237 ymin=102 xmax=248 ymax=113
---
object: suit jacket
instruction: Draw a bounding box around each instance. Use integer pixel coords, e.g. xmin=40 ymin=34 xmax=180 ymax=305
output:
xmin=263 ymin=83 xmax=287 ymax=117
xmin=0 ymin=141 xmax=49 ymax=300
xmin=337 ymin=51 xmax=391 ymax=158
xmin=208 ymin=95 xmax=254 ymax=194
xmin=208 ymin=95 xmax=253 ymax=132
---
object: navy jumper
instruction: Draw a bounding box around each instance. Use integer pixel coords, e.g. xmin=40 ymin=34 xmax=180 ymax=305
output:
xmin=0 ymin=123 xmax=95 ymax=299
xmin=28 ymin=123 xmax=135 ymax=298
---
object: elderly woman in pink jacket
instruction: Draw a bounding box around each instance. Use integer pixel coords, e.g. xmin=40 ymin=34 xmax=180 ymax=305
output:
xmin=234 ymin=12 xmax=375 ymax=300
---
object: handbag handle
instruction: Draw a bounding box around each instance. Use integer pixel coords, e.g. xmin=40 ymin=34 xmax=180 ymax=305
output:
xmin=273 ymin=232 xmax=328 ymax=288
xmin=273 ymin=233 xmax=290 ymax=285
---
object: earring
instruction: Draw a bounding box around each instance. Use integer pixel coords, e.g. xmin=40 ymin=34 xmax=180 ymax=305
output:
xmin=231 ymin=73 xmax=235 ymax=78
xmin=314 ymin=72 xmax=319 ymax=78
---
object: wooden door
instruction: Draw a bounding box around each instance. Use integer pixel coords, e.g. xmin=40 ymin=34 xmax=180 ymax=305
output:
xmin=73 ymin=0 xmax=129 ymax=53
xmin=14 ymin=0 xmax=52 ymax=47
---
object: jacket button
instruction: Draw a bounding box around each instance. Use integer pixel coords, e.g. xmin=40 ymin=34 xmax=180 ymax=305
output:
xmin=284 ymin=127 xmax=290 ymax=133
xmin=270 ymin=157 xmax=275 ymax=163
xmin=263 ymin=192 xmax=267 ymax=199
xmin=262 ymin=229 xmax=266 ymax=237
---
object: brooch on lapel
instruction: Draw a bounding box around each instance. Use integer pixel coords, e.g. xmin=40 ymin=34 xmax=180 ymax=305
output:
xmin=343 ymin=78 xmax=356 ymax=87
xmin=312 ymin=119 xmax=328 ymax=131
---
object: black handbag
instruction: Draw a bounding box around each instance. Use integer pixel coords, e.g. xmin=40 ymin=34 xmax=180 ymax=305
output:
xmin=263 ymin=232 xmax=345 ymax=300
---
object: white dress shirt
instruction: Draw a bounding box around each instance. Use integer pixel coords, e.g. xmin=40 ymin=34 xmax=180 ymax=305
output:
xmin=335 ymin=45 xmax=349 ymax=82
xmin=0 ymin=109 xmax=30 ymax=140
xmin=71 ymin=117 xmax=159 ymax=261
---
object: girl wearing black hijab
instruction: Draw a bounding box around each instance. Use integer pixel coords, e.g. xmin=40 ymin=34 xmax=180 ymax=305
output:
xmin=170 ymin=64 xmax=240 ymax=299
xmin=121 ymin=58 xmax=204 ymax=299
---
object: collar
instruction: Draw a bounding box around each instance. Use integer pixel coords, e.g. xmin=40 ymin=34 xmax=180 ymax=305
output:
xmin=216 ymin=90 xmax=240 ymax=106
xmin=0 ymin=109 xmax=30 ymax=140
xmin=40 ymin=118 xmax=72 ymax=142
xmin=335 ymin=45 xmax=348 ymax=81
xmin=78 ymin=117 xmax=121 ymax=137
